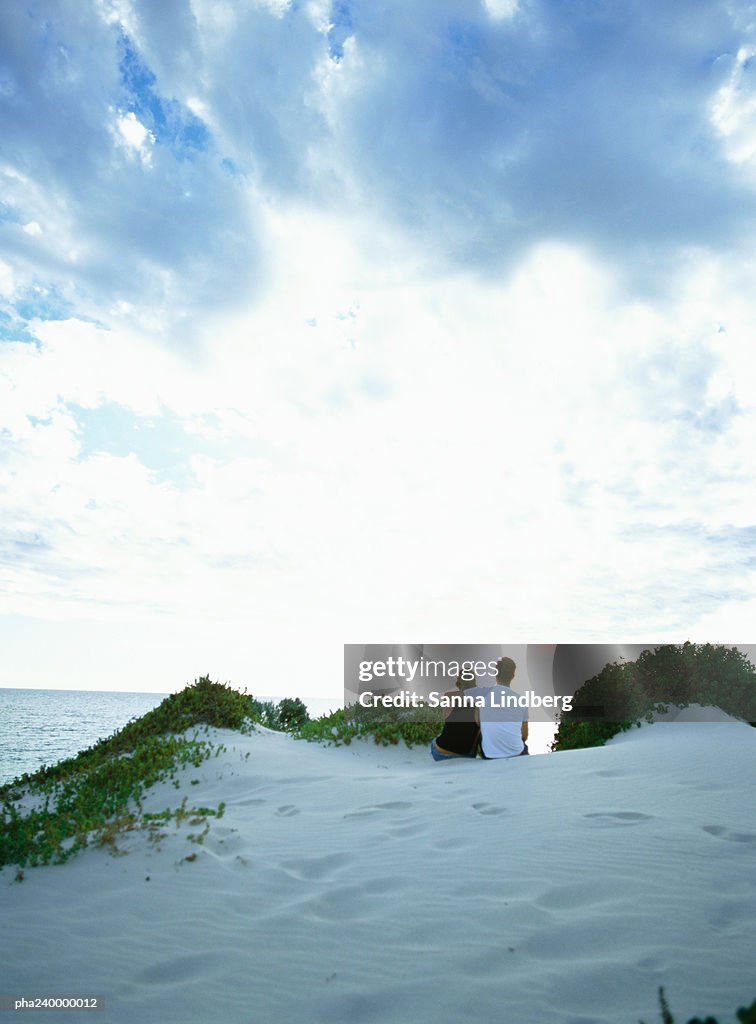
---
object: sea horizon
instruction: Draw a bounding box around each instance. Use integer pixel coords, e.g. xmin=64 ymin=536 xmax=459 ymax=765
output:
xmin=0 ymin=688 xmax=342 ymax=787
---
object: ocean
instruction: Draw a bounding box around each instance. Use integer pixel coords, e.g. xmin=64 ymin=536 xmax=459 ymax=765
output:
xmin=0 ymin=689 xmax=341 ymax=787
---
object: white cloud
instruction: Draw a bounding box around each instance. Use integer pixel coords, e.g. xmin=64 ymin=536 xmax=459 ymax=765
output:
xmin=482 ymin=0 xmax=518 ymax=21
xmin=255 ymin=0 xmax=292 ymax=16
xmin=710 ymin=47 xmax=756 ymax=170
xmin=0 ymin=259 xmax=15 ymax=296
xmin=3 ymin=211 xmax=754 ymax=684
xmin=3 ymin=1 xmax=756 ymax=695
xmin=112 ymin=110 xmax=155 ymax=164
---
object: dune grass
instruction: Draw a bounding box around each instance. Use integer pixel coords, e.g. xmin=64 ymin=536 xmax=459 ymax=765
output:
xmin=296 ymin=704 xmax=443 ymax=747
xmin=1 ymin=684 xmax=443 ymax=867
xmin=0 ymin=677 xmax=258 ymax=868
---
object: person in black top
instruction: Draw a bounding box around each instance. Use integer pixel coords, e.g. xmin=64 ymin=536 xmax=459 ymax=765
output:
xmin=430 ymin=673 xmax=480 ymax=761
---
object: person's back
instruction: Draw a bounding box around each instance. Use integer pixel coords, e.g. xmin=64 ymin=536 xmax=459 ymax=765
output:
xmin=430 ymin=673 xmax=481 ymax=760
xmin=434 ymin=690 xmax=479 ymax=755
xmin=468 ymin=656 xmax=528 ymax=759
xmin=476 ymin=684 xmax=527 ymax=758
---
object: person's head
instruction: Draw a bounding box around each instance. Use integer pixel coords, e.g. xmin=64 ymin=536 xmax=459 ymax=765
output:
xmin=456 ymin=670 xmax=475 ymax=691
xmin=495 ymin=656 xmax=516 ymax=685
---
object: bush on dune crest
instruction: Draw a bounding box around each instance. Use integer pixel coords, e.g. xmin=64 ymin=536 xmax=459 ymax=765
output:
xmin=553 ymin=643 xmax=756 ymax=752
xmin=297 ymin=704 xmax=443 ymax=747
xmin=643 ymin=987 xmax=756 ymax=1024
xmin=251 ymin=695 xmax=310 ymax=732
xmin=0 ymin=677 xmax=310 ymax=868
xmin=0 ymin=679 xmax=455 ymax=868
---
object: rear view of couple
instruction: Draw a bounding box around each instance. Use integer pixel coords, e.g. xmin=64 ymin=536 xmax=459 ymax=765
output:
xmin=430 ymin=657 xmax=529 ymax=761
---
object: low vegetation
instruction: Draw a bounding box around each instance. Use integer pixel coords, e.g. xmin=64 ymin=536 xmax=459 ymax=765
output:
xmin=552 ymin=643 xmax=756 ymax=752
xmin=643 ymin=987 xmax=756 ymax=1024
xmin=0 ymin=677 xmax=307 ymax=869
xmin=5 ymin=648 xmax=755 ymax=867
xmin=1 ymin=677 xmax=442 ymax=869
xmin=296 ymin=704 xmax=443 ymax=747
xmin=250 ymin=695 xmax=309 ymax=732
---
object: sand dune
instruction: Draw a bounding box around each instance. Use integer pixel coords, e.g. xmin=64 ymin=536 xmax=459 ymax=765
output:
xmin=2 ymin=717 xmax=755 ymax=1023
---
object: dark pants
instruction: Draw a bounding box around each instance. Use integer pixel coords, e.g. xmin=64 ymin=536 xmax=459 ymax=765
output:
xmin=430 ymin=738 xmax=478 ymax=761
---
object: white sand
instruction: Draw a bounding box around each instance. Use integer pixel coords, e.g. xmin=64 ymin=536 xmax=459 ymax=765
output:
xmin=2 ymin=716 xmax=755 ymax=1024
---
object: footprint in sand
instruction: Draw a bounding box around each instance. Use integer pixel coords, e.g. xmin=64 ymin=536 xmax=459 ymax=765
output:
xmin=536 ymin=878 xmax=621 ymax=911
xmin=472 ymin=802 xmax=507 ymax=816
xmin=702 ymin=825 xmax=756 ymax=844
xmin=387 ymin=821 xmax=424 ymax=838
xmin=301 ymin=884 xmax=374 ymax=922
xmin=139 ymin=953 xmax=223 ymax=985
xmin=708 ymin=899 xmax=751 ymax=929
xmin=434 ymin=836 xmax=466 ymax=851
xmin=205 ymin=828 xmax=244 ymax=856
xmin=280 ymin=852 xmax=354 ymax=881
xmin=276 ymin=805 xmax=300 ymax=817
xmin=636 ymin=956 xmax=663 ymax=971
xmin=343 ymin=801 xmax=413 ymax=819
xmin=582 ymin=811 xmax=653 ymax=825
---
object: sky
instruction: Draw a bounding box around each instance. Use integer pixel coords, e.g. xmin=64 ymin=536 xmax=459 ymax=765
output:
xmin=1 ymin=0 xmax=756 ymax=698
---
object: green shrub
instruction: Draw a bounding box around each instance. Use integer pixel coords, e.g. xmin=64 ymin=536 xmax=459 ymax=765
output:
xmin=248 ymin=697 xmax=283 ymax=730
xmin=550 ymin=719 xmax=639 ymax=752
xmin=276 ymin=697 xmax=310 ymax=731
xmin=117 ymin=675 xmax=254 ymax=735
xmin=737 ymin=999 xmax=756 ymax=1023
xmin=641 ymin=987 xmax=756 ymax=1023
xmin=552 ymin=644 xmax=756 ymax=752
xmin=248 ymin=695 xmax=310 ymax=732
xmin=0 ymin=734 xmax=218 ymax=867
xmin=0 ymin=676 xmax=252 ymax=868
xmin=297 ymin=704 xmax=443 ymax=747
xmin=631 ymin=644 xmax=756 ymax=721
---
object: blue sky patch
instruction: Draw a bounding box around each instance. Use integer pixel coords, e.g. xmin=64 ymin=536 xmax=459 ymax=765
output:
xmin=13 ymin=286 xmax=73 ymax=324
xmin=0 ymin=312 xmax=37 ymax=345
xmin=117 ymin=33 xmax=210 ymax=158
xmin=328 ymin=2 xmax=353 ymax=62
xmin=71 ymin=401 xmax=198 ymax=487
xmin=68 ymin=403 xmax=285 ymax=487
xmin=0 ymin=202 xmax=23 ymax=226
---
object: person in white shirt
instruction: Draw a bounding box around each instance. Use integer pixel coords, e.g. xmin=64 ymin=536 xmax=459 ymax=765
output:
xmin=471 ymin=656 xmax=529 ymax=759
